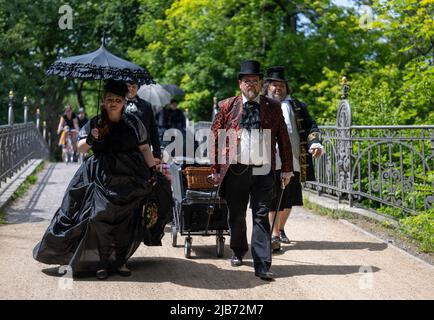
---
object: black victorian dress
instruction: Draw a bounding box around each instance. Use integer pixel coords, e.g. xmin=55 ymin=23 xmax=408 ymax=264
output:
xmin=33 ymin=113 xmax=170 ymax=275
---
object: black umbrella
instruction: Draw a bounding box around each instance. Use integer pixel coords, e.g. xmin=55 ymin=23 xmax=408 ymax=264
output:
xmin=46 ymin=43 xmax=154 ymax=85
xmin=162 ymin=84 xmax=185 ymax=98
xmin=46 ymin=39 xmax=154 ymax=119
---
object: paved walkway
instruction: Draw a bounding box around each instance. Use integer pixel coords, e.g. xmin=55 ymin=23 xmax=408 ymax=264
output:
xmin=0 ymin=159 xmax=43 ymax=210
xmin=5 ymin=162 xmax=77 ymax=224
xmin=0 ymin=163 xmax=433 ymax=299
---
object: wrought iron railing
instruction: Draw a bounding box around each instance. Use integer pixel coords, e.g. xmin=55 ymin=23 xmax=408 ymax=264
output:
xmin=0 ymin=123 xmax=50 ymax=189
xmin=305 ymin=85 xmax=434 ymax=215
xmin=0 ymin=91 xmax=50 ymax=190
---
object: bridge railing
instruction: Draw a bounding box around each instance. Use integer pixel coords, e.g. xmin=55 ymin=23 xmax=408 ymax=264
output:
xmin=0 ymin=91 xmax=50 ymax=190
xmin=304 ymin=82 xmax=434 ymax=215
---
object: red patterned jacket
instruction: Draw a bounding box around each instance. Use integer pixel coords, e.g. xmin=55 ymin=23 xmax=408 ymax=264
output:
xmin=209 ymin=95 xmax=293 ymax=185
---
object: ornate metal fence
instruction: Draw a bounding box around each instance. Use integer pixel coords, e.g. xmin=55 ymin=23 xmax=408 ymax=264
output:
xmin=0 ymin=92 xmax=50 ymax=189
xmin=305 ymin=84 xmax=434 ymax=215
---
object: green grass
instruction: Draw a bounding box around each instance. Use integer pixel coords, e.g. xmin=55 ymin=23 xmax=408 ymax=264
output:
xmin=9 ymin=161 xmax=46 ymax=201
xmin=303 ymin=197 xmax=355 ymax=220
xmin=0 ymin=161 xmax=46 ymax=224
xmin=0 ymin=208 xmax=5 ymax=224
xmin=304 ymin=196 xmax=434 ymax=253
xmin=400 ymin=210 xmax=434 ymax=253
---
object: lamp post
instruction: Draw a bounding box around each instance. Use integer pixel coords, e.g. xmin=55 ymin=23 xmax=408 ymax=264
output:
xmin=8 ymin=90 xmax=14 ymax=125
xmin=36 ymin=108 xmax=40 ymax=130
xmin=43 ymin=121 xmax=47 ymax=140
xmin=23 ymin=96 xmax=29 ymax=123
xmin=341 ymin=76 xmax=350 ymax=100
xmin=212 ymin=96 xmax=218 ymax=121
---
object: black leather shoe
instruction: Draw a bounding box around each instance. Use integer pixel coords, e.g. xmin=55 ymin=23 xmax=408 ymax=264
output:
xmin=115 ymin=262 xmax=132 ymax=277
xmin=279 ymin=230 xmax=291 ymax=244
xmin=230 ymin=256 xmax=243 ymax=267
xmin=255 ymin=271 xmax=275 ymax=281
xmin=117 ymin=269 xmax=131 ymax=277
xmin=271 ymin=236 xmax=281 ymax=252
xmin=96 ymin=269 xmax=109 ymax=280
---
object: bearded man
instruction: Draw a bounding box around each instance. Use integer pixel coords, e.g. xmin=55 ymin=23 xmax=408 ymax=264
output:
xmin=209 ymin=60 xmax=294 ymax=281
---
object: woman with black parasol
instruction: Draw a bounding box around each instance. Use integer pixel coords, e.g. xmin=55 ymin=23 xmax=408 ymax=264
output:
xmin=33 ymin=41 xmax=172 ymax=280
xmin=33 ymin=80 xmax=165 ymax=279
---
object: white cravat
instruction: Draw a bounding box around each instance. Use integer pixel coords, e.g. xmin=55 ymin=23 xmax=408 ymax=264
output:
xmin=281 ymin=96 xmax=293 ymax=134
xmin=242 ymin=94 xmax=260 ymax=105
xmin=276 ymin=96 xmax=301 ymax=171
xmin=237 ymin=95 xmax=270 ymax=166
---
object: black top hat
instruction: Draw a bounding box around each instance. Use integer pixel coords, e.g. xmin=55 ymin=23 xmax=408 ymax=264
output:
xmin=238 ymin=60 xmax=263 ymax=80
xmin=125 ymin=79 xmax=138 ymax=85
xmin=103 ymin=79 xmax=128 ymax=97
xmin=265 ymin=66 xmax=287 ymax=82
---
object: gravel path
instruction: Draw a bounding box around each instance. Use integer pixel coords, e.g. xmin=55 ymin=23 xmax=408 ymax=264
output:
xmin=0 ymin=163 xmax=433 ymax=300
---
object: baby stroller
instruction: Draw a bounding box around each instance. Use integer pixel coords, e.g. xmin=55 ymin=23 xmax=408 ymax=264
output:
xmin=170 ymin=158 xmax=229 ymax=258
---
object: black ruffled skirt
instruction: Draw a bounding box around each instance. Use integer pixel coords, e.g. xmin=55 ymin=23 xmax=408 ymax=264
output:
xmin=33 ymin=151 xmax=155 ymax=274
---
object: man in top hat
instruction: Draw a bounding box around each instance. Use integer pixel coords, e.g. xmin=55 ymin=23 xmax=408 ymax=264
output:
xmin=264 ymin=66 xmax=323 ymax=252
xmin=209 ymin=60 xmax=294 ymax=280
xmin=125 ymin=80 xmax=161 ymax=159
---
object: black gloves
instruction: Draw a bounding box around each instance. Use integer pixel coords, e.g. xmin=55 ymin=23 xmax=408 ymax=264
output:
xmin=86 ymin=134 xmax=94 ymax=146
xmin=149 ymin=165 xmax=157 ymax=185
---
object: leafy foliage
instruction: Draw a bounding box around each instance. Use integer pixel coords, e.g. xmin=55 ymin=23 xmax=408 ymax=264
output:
xmin=303 ymin=0 xmax=434 ymax=125
xmin=400 ymin=210 xmax=434 ymax=252
xmin=0 ymin=0 xmax=146 ymax=150
xmin=1 ymin=0 xmax=432 ymax=123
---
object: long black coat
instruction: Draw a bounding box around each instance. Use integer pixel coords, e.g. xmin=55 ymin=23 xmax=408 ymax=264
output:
xmin=126 ymin=97 xmax=161 ymax=158
xmin=288 ymin=98 xmax=321 ymax=182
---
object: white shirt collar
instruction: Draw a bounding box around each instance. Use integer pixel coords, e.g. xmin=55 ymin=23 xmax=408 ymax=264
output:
xmin=242 ymin=94 xmax=260 ymax=105
xmin=282 ymin=95 xmax=292 ymax=103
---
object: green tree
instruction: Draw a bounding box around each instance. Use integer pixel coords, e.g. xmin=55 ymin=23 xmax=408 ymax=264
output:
xmin=0 ymin=0 xmax=149 ymax=154
xmin=132 ymin=0 xmax=369 ymax=121
xmin=302 ymin=0 xmax=434 ymax=125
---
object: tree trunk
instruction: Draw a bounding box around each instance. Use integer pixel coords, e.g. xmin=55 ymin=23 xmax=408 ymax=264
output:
xmin=268 ymin=0 xmax=298 ymax=34
xmin=286 ymin=14 xmax=297 ymax=34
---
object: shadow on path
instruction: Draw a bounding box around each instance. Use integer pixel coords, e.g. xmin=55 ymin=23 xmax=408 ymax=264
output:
xmin=6 ymin=163 xmax=56 ymax=224
xmin=41 ymin=256 xmax=380 ymax=290
xmin=274 ymin=240 xmax=388 ymax=254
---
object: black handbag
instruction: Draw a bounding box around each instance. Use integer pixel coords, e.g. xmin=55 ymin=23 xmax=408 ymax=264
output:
xmin=142 ymin=171 xmax=174 ymax=246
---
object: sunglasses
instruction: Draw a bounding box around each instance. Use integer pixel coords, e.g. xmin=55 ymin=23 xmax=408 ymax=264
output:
xmin=242 ymin=79 xmax=260 ymax=85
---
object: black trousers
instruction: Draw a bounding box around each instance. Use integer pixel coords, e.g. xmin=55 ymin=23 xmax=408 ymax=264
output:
xmin=223 ymin=164 xmax=275 ymax=274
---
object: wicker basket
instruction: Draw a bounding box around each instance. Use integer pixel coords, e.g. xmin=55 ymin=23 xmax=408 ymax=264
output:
xmin=183 ymin=166 xmax=214 ymax=189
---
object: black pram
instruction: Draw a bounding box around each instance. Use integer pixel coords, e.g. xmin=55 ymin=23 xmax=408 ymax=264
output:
xmin=170 ymin=160 xmax=229 ymax=258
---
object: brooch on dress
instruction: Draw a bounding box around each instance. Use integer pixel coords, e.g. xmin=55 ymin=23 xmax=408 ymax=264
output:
xmin=142 ymin=201 xmax=158 ymax=229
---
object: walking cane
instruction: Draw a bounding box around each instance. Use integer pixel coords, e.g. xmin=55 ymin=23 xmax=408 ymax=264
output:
xmin=270 ymin=178 xmax=286 ymax=250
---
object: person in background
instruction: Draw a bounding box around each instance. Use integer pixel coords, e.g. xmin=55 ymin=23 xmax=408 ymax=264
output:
xmin=264 ymin=66 xmax=324 ymax=252
xmin=125 ymin=80 xmax=161 ymax=159
xmin=57 ymin=104 xmax=80 ymax=155
xmin=77 ymin=107 xmax=88 ymax=129
xmin=76 ymin=108 xmax=90 ymax=162
xmin=157 ymin=99 xmax=186 ymax=137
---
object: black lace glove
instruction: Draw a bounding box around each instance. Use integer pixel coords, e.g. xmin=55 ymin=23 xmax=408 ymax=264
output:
xmin=86 ymin=134 xmax=94 ymax=146
xmin=149 ymin=165 xmax=157 ymax=186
